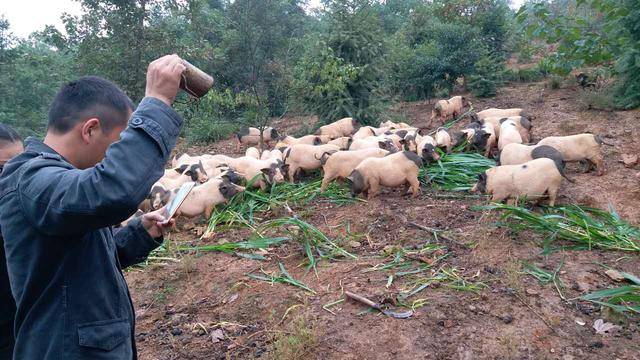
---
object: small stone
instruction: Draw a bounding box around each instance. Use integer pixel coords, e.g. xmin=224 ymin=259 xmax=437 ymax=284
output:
xmin=468 ymin=305 xmax=477 ymax=312
xmin=562 ymin=355 xmax=575 ymax=360
xmin=348 ymin=241 xmax=362 ymax=248
xmin=588 ymin=341 xmax=604 ymax=349
xmin=575 ymin=318 xmax=586 ymax=326
xmin=502 ymin=315 xmax=513 ymax=324
xmin=170 ymin=328 xmax=183 ymax=336
xmin=605 ymin=269 xmax=625 ymax=282
xmin=526 ymin=288 xmax=539 ymax=296
xmin=211 ymin=329 xmax=225 ymax=344
xmin=621 ymin=154 xmax=638 ymax=168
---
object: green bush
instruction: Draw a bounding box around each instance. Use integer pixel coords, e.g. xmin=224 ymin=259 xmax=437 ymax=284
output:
xmin=177 ymin=88 xmax=255 ymax=144
xmin=549 ymin=75 xmax=563 ymax=89
xmin=467 ymin=49 xmax=505 ymax=98
xmin=506 ymin=67 xmax=545 ymax=83
xmin=468 ymin=78 xmax=497 ymax=97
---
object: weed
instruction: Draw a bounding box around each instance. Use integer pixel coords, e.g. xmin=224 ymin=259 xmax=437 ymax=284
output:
xmin=248 ymin=262 xmax=316 ymax=294
xmin=153 ymin=283 xmax=176 ymax=304
xmin=549 ymin=75 xmax=563 ymax=89
xmin=580 ymin=268 xmax=640 ymax=314
xmin=268 ymin=312 xmax=318 ymax=360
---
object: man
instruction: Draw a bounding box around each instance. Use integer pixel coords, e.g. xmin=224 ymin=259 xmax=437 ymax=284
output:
xmin=0 ymin=124 xmax=23 ymax=359
xmin=0 ymin=54 xmax=186 ymax=359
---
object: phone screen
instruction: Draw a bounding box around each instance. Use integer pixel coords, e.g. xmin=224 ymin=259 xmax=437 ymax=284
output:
xmin=163 ymin=181 xmax=196 ymax=223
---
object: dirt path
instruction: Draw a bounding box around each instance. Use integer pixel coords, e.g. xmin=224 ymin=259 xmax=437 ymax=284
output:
xmin=128 ymin=81 xmax=640 ymax=359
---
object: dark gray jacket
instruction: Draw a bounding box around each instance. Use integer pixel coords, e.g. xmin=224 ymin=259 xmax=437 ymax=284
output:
xmin=0 ymin=97 xmax=182 ymax=359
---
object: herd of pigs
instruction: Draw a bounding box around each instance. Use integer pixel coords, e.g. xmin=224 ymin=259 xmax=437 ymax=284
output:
xmin=123 ymin=95 xmax=606 ymax=226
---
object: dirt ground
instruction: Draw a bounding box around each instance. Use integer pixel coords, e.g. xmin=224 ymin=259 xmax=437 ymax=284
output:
xmin=126 ymin=80 xmax=640 ymax=359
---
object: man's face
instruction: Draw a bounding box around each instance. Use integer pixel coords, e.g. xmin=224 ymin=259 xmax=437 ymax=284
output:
xmin=82 ymin=110 xmax=131 ymax=168
xmin=0 ymin=140 xmax=24 ymax=171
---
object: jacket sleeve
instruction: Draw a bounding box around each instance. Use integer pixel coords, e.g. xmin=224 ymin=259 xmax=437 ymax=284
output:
xmin=113 ymin=218 xmax=162 ymax=268
xmin=17 ymin=97 xmax=182 ymax=236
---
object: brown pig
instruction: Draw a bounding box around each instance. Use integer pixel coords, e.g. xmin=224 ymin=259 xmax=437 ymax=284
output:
xmin=482 ymin=115 xmax=531 ymax=141
xmin=499 ymin=143 xmax=573 ymax=182
xmin=380 ymin=120 xmax=412 ymax=129
xmin=471 ymin=158 xmax=563 ymax=206
xmin=282 ymin=144 xmax=340 ymax=181
xmin=225 ymin=156 xmax=288 ymax=190
xmin=349 ymin=137 xmax=398 ymax=152
xmin=471 ymin=108 xmax=527 ymax=122
xmin=274 ymin=135 xmax=322 ymax=149
xmin=347 ymin=151 xmax=423 ymax=199
xmin=245 ymin=147 xmax=261 ymax=159
xmin=320 ymin=148 xmax=389 ymax=192
xmin=174 ymin=178 xmax=245 ymax=219
xmin=315 ymin=117 xmax=358 ymax=139
xmin=536 ymin=134 xmax=605 ymax=175
xmin=328 ymin=136 xmax=353 ymax=150
xmin=235 ymin=126 xmax=280 ymax=151
xmin=352 ymin=126 xmax=377 ymax=140
xmin=430 ymin=96 xmax=470 ymax=124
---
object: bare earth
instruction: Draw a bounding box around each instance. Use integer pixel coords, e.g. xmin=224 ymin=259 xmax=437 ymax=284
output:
xmin=126 ymin=81 xmax=640 ymax=360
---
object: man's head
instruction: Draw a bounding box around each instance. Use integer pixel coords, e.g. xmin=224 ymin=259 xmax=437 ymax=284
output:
xmin=46 ymin=76 xmax=134 ymax=169
xmin=0 ymin=123 xmax=24 ymax=172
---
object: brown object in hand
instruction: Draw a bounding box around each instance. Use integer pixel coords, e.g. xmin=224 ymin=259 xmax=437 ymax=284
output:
xmin=180 ymin=60 xmax=214 ymax=98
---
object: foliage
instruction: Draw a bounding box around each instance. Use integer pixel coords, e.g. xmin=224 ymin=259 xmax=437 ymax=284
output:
xmin=468 ymin=49 xmax=506 ymax=97
xmin=421 ymin=153 xmax=496 ymax=191
xmin=517 ymin=0 xmax=640 ymax=108
xmin=293 ymin=0 xmax=387 ymax=126
xmin=482 ymin=203 xmax=640 ymax=253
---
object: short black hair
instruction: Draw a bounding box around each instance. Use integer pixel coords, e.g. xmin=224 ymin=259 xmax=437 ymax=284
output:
xmin=47 ymin=76 xmax=134 ymax=134
xmin=0 ymin=123 xmax=21 ymax=143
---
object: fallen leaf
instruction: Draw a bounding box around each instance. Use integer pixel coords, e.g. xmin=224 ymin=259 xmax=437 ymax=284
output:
xmin=228 ymin=293 xmax=239 ymax=304
xmin=210 ymin=329 xmax=225 ymax=343
xmin=593 ymin=319 xmax=619 ymax=335
xmin=575 ymin=318 xmax=586 ymax=326
xmin=526 ymin=288 xmax=539 ymax=296
xmin=620 ymin=154 xmax=638 ymax=168
xmin=605 ymin=269 xmax=625 ymax=282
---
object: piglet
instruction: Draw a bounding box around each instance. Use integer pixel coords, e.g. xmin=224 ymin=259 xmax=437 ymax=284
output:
xmin=320 ymin=148 xmax=389 ymax=192
xmin=175 ymin=178 xmax=245 ymax=219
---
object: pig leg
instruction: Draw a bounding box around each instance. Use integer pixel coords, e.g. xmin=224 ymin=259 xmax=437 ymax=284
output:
xmin=591 ymin=155 xmax=604 ymax=176
xmin=320 ymin=172 xmax=336 ymax=193
xmin=236 ymin=139 xmax=242 ymax=152
xmin=367 ymin=178 xmax=380 ymax=199
xmin=287 ymin=165 xmax=298 ymax=182
xmin=408 ymin=176 xmax=421 ymax=197
xmin=205 ymin=204 xmax=214 ymax=219
xmin=547 ymin=186 xmax=558 ymax=207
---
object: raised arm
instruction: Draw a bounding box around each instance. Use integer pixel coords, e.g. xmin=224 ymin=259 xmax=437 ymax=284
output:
xmin=18 ymin=55 xmax=187 ymax=236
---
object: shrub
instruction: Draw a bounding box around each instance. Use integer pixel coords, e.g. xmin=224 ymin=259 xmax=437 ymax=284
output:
xmin=506 ymin=67 xmax=545 ymax=83
xmin=577 ymin=87 xmax=615 ymax=111
xmin=468 ymin=49 xmax=505 ymax=98
xmin=548 ymin=75 xmax=563 ymax=89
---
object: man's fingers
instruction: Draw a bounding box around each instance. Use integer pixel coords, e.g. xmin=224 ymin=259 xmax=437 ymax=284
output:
xmin=172 ymin=61 xmax=187 ymax=77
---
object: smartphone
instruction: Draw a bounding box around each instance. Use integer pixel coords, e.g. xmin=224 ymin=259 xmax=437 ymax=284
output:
xmin=163 ymin=181 xmax=196 ymax=224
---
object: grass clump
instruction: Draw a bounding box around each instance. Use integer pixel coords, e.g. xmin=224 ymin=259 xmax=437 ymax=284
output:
xmin=420 ymin=153 xmax=496 ymax=191
xmin=268 ymin=312 xmax=318 ymax=360
xmin=259 ymin=217 xmax=356 ymax=272
xmin=248 ymin=262 xmax=316 ymax=294
xmin=580 ymin=269 xmax=640 ymax=314
xmin=482 ymin=203 xmax=640 ymax=253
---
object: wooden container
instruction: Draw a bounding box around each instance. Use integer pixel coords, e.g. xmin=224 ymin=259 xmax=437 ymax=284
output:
xmin=180 ymin=60 xmax=214 ymax=98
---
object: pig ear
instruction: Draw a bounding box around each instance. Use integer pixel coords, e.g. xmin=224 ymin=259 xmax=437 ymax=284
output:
xmin=260 ymin=168 xmax=271 ymax=175
xmin=175 ymin=164 xmax=188 ymax=174
xmin=378 ymin=141 xmax=388 ymax=149
xmin=281 ymin=164 xmax=290 ymax=173
xmin=483 ymin=132 xmax=491 ymax=139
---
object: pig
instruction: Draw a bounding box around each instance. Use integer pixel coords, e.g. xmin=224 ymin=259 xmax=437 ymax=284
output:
xmin=380 ymin=120 xmax=412 ymax=129
xmin=347 ymin=151 xmax=423 ymax=199
xmin=435 ymin=128 xmax=452 ymax=153
xmin=417 ymin=135 xmax=440 ymax=163
xmin=470 ymin=123 xmax=497 ymax=157
xmin=274 ymin=135 xmax=322 ymax=149
xmin=282 ymin=144 xmax=340 ymax=181
xmin=328 ymin=136 xmax=353 ymax=150
xmin=147 ymin=183 xmax=174 ymax=210
xmin=381 ymin=132 xmax=404 ymax=150
xmin=471 ymin=158 xmax=563 ymax=206
xmin=536 ymin=134 xmax=605 ymax=175
xmin=172 ymin=153 xmax=205 ymax=168
xmin=156 ymin=170 xmax=198 ymax=190
xmin=498 ymin=119 xmax=523 ymax=150
xmin=315 ymin=117 xmax=358 ymax=139
xmin=261 ymin=148 xmax=284 ymax=161
xmin=470 ymin=108 xmax=530 ymax=123
xmin=482 ymin=116 xmax=532 ymax=141
xmin=164 ymin=161 xmax=209 ymax=184
xmin=401 ymin=131 xmax=422 ymax=152
xmin=430 ymin=96 xmax=470 ymax=124
xmin=319 ymin=148 xmax=389 ymax=192
xmin=498 ymin=144 xmax=573 ymax=182
xmin=352 ymin=126 xmax=377 ymax=140
xmin=174 ymin=178 xmax=245 ymax=219
xmin=245 ymin=147 xmax=261 ymax=159
xmin=235 ymin=126 xmax=280 ymax=151
xmin=349 ymin=137 xmax=398 ymax=152
xmin=225 ymin=156 xmax=288 ymax=190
